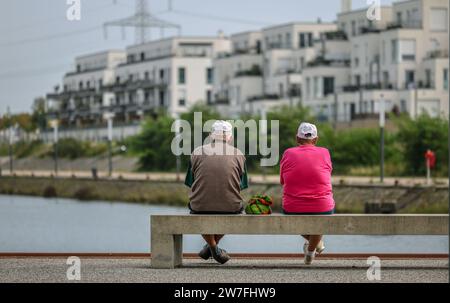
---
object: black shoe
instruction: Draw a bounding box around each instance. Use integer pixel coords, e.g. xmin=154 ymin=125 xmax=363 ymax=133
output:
xmin=198 ymin=244 xmax=212 ymax=260
xmin=210 ymin=246 xmax=230 ymax=264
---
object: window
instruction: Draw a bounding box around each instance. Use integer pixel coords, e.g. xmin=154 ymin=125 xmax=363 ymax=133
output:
xmin=98 ymin=79 xmax=102 ymax=88
xmin=140 ymin=52 xmax=145 ymax=61
xmin=391 ymin=40 xmax=398 ymax=63
xmin=308 ymin=33 xmax=313 ymax=47
xmin=76 ymin=64 xmax=81 ymax=72
xmin=306 ymin=78 xmax=310 ymax=98
xmin=178 ymin=89 xmax=186 ymax=106
xmin=355 ymin=75 xmax=361 ymax=86
xmin=279 ymin=83 xmax=284 ymax=97
xmin=405 ymin=70 xmax=415 ymax=88
xmin=206 ymin=68 xmax=213 ymax=84
xmin=444 ymin=69 xmax=449 ymax=90
xmin=159 ymin=69 xmax=165 ymax=81
xmin=256 ymin=40 xmax=261 ymax=54
xmin=116 ymin=76 xmax=120 ymax=84
xmin=400 ymin=100 xmax=407 ymax=112
xmin=159 ymin=90 xmax=165 ymax=106
xmin=86 ymin=81 xmax=90 ymax=89
xmin=313 ymin=77 xmax=319 ymax=98
xmin=300 ymin=57 xmax=305 ymax=69
xmin=425 ymin=69 xmax=432 ymax=88
xmin=396 ymin=12 xmax=402 ymax=25
xmin=352 ymin=21 xmax=356 ymax=36
xmin=299 ymin=33 xmax=306 ymax=48
xmin=285 ymin=33 xmax=291 ymax=48
xmin=430 ymin=8 xmax=448 ymax=31
xmin=144 ymin=71 xmax=149 ymax=80
xmin=206 ymin=90 xmax=212 ymax=104
xmin=178 ymin=67 xmax=186 ymax=84
xmin=79 ymin=81 xmax=83 ymax=90
xmin=383 ymin=71 xmax=389 ymax=87
xmin=323 ymin=77 xmax=335 ymax=96
xmin=400 ymin=39 xmax=416 ymax=61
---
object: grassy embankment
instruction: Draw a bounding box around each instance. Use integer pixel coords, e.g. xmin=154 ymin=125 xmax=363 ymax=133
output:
xmin=0 ymin=176 xmax=448 ymax=214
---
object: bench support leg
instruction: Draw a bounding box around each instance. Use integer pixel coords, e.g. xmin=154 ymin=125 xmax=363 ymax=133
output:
xmin=151 ymin=233 xmax=183 ymax=269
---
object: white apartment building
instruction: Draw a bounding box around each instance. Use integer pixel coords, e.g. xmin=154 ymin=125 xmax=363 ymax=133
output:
xmin=44 ymin=0 xmax=449 ymax=133
xmin=213 ymin=22 xmax=338 ymax=117
xmin=46 ymin=36 xmax=231 ymax=127
xmin=212 ymin=0 xmax=449 ymax=122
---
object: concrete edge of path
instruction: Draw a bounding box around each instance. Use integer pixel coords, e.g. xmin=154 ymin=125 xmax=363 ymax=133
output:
xmin=0 ymin=253 xmax=448 ymax=259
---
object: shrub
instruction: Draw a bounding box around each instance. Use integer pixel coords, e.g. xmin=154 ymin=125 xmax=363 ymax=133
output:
xmin=73 ymin=186 xmax=97 ymax=201
xmin=42 ymin=185 xmax=57 ymax=198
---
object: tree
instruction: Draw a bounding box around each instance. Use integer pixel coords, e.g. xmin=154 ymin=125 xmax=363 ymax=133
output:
xmin=396 ymin=114 xmax=449 ymax=175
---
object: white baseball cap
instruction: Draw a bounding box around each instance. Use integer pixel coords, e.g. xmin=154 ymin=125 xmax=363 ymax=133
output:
xmin=211 ymin=120 xmax=233 ymax=136
xmin=297 ymin=122 xmax=318 ymax=139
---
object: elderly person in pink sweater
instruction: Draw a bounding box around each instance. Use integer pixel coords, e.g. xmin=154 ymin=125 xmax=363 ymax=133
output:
xmin=280 ymin=122 xmax=335 ymax=265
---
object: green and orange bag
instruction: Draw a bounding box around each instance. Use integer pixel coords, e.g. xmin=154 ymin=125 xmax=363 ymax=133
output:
xmin=245 ymin=194 xmax=273 ymax=215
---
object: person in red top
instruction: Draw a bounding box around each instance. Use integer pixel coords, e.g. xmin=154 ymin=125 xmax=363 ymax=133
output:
xmin=280 ymin=122 xmax=335 ymax=265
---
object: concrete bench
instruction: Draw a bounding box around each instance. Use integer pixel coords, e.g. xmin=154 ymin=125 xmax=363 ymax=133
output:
xmin=150 ymin=214 xmax=448 ymax=268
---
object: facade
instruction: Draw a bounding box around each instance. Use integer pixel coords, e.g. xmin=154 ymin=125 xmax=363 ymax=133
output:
xmin=46 ymin=36 xmax=231 ymax=128
xmin=212 ymin=0 xmax=449 ymax=122
xmin=43 ymin=0 xmax=449 ymax=138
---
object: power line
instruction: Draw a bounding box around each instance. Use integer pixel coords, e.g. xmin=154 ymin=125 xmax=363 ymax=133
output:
xmin=171 ymin=8 xmax=271 ymax=26
xmin=0 ymin=63 xmax=73 ymax=79
xmin=0 ymin=26 xmax=101 ymax=47
xmin=0 ymin=1 xmax=119 ymax=35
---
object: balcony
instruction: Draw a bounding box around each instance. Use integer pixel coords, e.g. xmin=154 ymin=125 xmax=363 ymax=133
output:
xmin=248 ymin=94 xmax=280 ymax=102
xmin=360 ymin=26 xmax=381 ymax=34
xmin=214 ymin=98 xmax=230 ymax=105
xmin=307 ymin=57 xmax=350 ymax=68
xmin=235 ymin=65 xmax=263 ymax=77
xmin=104 ymin=79 xmax=168 ymax=92
xmin=341 ymin=83 xmax=393 ymax=92
xmin=322 ymin=30 xmax=348 ymax=41
xmin=386 ymin=20 xmax=422 ymax=30
xmin=426 ymin=49 xmax=449 ymax=60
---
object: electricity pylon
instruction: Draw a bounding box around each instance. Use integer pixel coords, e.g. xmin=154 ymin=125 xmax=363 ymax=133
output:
xmin=103 ymin=0 xmax=181 ymax=44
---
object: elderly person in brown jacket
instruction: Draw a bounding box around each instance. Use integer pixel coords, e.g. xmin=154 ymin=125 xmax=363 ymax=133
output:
xmin=185 ymin=120 xmax=248 ymax=264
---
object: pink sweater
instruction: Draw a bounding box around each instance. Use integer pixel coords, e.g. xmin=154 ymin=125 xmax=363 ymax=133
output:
xmin=280 ymin=145 xmax=335 ymax=213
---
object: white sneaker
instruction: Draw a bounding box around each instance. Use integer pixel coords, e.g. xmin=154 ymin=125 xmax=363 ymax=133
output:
xmin=304 ymin=250 xmax=315 ymax=265
xmin=303 ymin=241 xmax=309 ymax=255
xmin=316 ymin=240 xmax=325 ymax=255
xmin=303 ymin=240 xmax=325 ymax=256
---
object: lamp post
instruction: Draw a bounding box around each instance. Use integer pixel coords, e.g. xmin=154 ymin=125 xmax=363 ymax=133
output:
xmin=49 ymin=119 xmax=59 ymax=176
xmin=379 ymin=94 xmax=385 ymax=184
xmin=6 ymin=107 xmax=14 ymax=174
xmin=8 ymin=125 xmax=13 ymax=174
xmin=261 ymin=108 xmax=267 ymax=182
xmin=103 ymin=112 xmax=115 ymax=177
xmin=174 ymin=117 xmax=181 ymax=182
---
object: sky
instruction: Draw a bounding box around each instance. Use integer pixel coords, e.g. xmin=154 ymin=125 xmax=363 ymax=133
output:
xmin=0 ymin=0 xmax=395 ymax=115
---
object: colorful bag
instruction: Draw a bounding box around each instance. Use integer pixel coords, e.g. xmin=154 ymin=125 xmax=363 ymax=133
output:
xmin=245 ymin=194 xmax=273 ymax=215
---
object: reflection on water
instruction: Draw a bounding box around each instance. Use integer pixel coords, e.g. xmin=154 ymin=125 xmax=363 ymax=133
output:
xmin=0 ymin=195 xmax=447 ymax=253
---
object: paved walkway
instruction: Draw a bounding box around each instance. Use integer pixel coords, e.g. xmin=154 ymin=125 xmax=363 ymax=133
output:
xmin=1 ymin=169 xmax=448 ymax=186
xmin=0 ymin=257 xmax=447 ymax=283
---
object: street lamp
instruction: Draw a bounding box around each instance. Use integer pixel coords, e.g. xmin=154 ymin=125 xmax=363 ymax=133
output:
xmin=8 ymin=125 xmax=14 ymax=174
xmin=103 ymin=112 xmax=115 ymax=177
xmin=174 ymin=117 xmax=181 ymax=181
xmin=49 ymin=119 xmax=59 ymax=176
xmin=5 ymin=106 xmax=14 ymax=174
xmin=379 ymin=94 xmax=385 ymax=184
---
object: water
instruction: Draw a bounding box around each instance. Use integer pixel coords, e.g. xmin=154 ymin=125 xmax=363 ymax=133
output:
xmin=0 ymin=195 xmax=447 ymax=253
